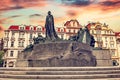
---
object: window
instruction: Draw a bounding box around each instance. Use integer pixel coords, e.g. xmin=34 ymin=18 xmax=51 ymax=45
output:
xmin=105 ymin=37 xmax=107 ymax=42
xmin=18 ymin=41 xmax=24 ymax=47
xmin=5 ymin=32 xmax=9 ymax=37
xmin=105 ymin=43 xmax=107 ymax=47
xmin=18 ymin=41 xmax=21 ymax=47
xmin=110 ymin=44 xmax=114 ymax=48
xmin=37 ymin=28 xmax=39 ymax=31
xmin=22 ymin=41 xmax=24 ymax=47
xmin=92 ymin=30 xmax=94 ymax=34
xmin=19 ymin=33 xmax=24 ymax=38
xmin=73 ymin=30 xmax=76 ymax=33
xmin=12 ymin=32 xmax=15 ymax=36
xmin=20 ymin=27 xmax=24 ymax=30
xmin=31 ymin=27 xmax=33 ymax=30
xmin=69 ymin=30 xmax=71 ymax=33
xmin=96 ymin=30 xmax=101 ymax=34
xmin=4 ymin=41 xmax=8 ymax=47
xmin=18 ymin=51 xmax=21 ymax=54
xmin=110 ymin=37 xmax=113 ymax=40
xmin=11 ymin=41 xmax=14 ymax=47
xmin=10 ymin=51 xmax=14 ymax=57
xmin=61 ymin=29 xmax=63 ymax=32
xmin=30 ymin=33 xmax=33 ymax=39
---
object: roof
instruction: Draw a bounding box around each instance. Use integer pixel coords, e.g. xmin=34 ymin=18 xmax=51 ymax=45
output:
xmin=64 ymin=19 xmax=82 ymax=28
xmin=9 ymin=25 xmax=19 ymax=30
xmin=86 ymin=22 xmax=111 ymax=31
xmin=8 ymin=25 xmax=44 ymax=31
xmin=115 ymin=32 xmax=120 ymax=36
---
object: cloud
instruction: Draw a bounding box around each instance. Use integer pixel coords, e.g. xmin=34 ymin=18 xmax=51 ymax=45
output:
xmin=8 ymin=15 xmax=22 ymax=18
xmin=66 ymin=10 xmax=80 ymax=18
xmin=0 ymin=0 xmax=47 ymax=11
xmin=29 ymin=14 xmax=42 ymax=18
xmin=0 ymin=15 xmax=21 ymax=24
xmin=0 ymin=16 xmax=16 ymax=24
xmin=0 ymin=25 xmax=4 ymax=32
xmin=100 ymin=0 xmax=120 ymax=6
xmin=61 ymin=0 xmax=95 ymax=6
xmin=98 ymin=0 xmax=120 ymax=12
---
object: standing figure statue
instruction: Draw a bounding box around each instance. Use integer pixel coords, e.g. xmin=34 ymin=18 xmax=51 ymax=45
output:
xmin=45 ymin=11 xmax=59 ymax=41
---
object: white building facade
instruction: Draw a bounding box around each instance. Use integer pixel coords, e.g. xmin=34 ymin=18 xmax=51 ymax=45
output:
xmin=115 ymin=32 xmax=120 ymax=65
xmin=87 ymin=22 xmax=118 ymax=65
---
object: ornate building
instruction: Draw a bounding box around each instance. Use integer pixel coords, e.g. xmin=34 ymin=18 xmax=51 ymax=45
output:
xmin=57 ymin=19 xmax=82 ymax=39
xmin=3 ymin=19 xmax=81 ymax=67
xmin=115 ymin=32 xmax=120 ymax=65
xmin=3 ymin=25 xmax=45 ymax=67
xmin=87 ymin=22 xmax=118 ymax=65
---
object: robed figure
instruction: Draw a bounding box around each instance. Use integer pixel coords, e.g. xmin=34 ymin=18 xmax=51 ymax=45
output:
xmin=45 ymin=11 xmax=59 ymax=41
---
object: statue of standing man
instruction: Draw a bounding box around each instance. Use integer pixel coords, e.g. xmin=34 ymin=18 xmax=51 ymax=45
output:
xmin=45 ymin=11 xmax=59 ymax=41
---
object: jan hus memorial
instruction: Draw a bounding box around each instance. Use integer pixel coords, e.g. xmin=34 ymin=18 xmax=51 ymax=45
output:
xmin=16 ymin=11 xmax=112 ymax=67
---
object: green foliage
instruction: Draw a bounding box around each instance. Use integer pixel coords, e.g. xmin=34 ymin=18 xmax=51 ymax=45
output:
xmin=0 ymin=51 xmax=4 ymax=65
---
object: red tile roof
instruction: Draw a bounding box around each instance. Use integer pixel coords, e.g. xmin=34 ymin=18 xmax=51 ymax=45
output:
xmin=115 ymin=32 xmax=120 ymax=36
xmin=25 ymin=26 xmax=30 ymax=30
xmin=9 ymin=25 xmax=19 ymax=30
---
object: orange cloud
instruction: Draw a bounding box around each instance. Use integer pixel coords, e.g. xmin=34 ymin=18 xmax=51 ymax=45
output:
xmin=66 ymin=10 xmax=80 ymax=18
xmin=98 ymin=0 xmax=120 ymax=12
xmin=0 ymin=0 xmax=47 ymax=11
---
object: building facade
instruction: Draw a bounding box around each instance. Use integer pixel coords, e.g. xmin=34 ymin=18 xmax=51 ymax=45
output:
xmin=87 ymin=22 xmax=118 ymax=65
xmin=115 ymin=32 xmax=120 ymax=65
xmin=3 ymin=19 xmax=81 ymax=67
xmin=3 ymin=25 xmax=45 ymax=67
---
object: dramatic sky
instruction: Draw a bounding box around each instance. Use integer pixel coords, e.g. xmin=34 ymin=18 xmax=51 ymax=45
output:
xmin=0 ymin=0 xmax=120 ymax=37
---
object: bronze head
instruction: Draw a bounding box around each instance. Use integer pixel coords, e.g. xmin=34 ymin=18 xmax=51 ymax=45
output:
xmin=48 ymin=11 xmax=51 ymax=15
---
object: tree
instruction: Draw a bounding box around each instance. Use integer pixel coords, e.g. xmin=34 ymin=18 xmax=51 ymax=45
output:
xmin=0 ymin=51 xmax=4 ymax=67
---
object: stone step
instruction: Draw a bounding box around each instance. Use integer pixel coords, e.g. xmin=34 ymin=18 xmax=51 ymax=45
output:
xmin=0 ymin=74 xmax=120 ymax=79
xmin=0 ymin=78 xmax=120 ymax=80
xmin=0 ymin=67 xmax=120 ymax=71
xmin=0 ymin=70 xmax=120 ymax=75
xmin=0 ymin=67 xmax=120 ymax=79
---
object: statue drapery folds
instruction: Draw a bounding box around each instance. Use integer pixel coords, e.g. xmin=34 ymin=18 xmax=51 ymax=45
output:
xmin=45 ymin=11 xmax=59 ymax=41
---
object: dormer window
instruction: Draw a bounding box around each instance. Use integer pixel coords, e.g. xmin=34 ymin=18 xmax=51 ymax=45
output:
xmin=37 ymin=28 xmax=39 ymax=31
xmin=20 ymin=27 xmax=24 ymax=30
xmin=37 ymin=28 xmax=41 ymax=31
xmin=61 ymin=29 xmax=63 ymax=32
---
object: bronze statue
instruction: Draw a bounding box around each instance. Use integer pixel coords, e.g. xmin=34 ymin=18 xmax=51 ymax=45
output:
xmin=45 ymin=11 xmax=59 ymax=41
xmin=69 ymin=27 xmax=95 ymax=47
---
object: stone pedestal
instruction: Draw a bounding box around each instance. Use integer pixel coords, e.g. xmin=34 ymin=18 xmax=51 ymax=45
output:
xmin=16 ymin=42 xmax=96 ymax=67
xmin=93 ymin=49 xmax=112 ymax=66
